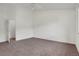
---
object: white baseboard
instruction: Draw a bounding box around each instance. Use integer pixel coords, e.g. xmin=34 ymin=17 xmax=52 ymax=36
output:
xmin=0 ymin=39 xmax=7 ymax=43
xmin=33 ymin=36 xmax=75 ymax=44
xmin=16 ymin=36 xmax=33 ymax=41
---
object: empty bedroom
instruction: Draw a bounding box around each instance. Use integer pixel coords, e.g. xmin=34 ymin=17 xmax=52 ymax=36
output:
xmin=0 ymin=3 xmax=79 ymax=56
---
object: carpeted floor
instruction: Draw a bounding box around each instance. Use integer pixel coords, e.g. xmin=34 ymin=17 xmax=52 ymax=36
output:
xmin=0 ymin=37 xmax=79 ymax=56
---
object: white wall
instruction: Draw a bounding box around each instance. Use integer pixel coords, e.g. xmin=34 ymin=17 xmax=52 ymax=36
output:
xmin=0 ymin=20 xmax=8 ymax=42
xmin=0 ymin=4 xmax=8 ymax=42
xmin=6 ymin=4 xmax=16 ymax=40
xmin=33 ymin=8 xmax=76 ymax=44
xmin=76 ymin=35 xmax=79 ymax=52
xmin=16 ymin=4 xmax=33 ymax=40
xmin=0 ymin=4 xmax=17 ymax=42
xmin=0 ymin=3 xmax=33 ymax=42
xmin=0 ymin=3 xmax=77 ymax=44
xmin=75 ymin=7 xmax=79 ymax=52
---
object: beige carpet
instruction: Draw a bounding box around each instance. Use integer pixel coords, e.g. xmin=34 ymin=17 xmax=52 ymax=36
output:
xmin=0 ymin=37 xmax=79 ymax=56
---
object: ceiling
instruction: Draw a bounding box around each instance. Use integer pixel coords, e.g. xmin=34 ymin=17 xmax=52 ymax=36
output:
xmin=32 ymin=3 xmax=79 ymax=10
xmin=0 ymin=3 xmax=79 ymax=10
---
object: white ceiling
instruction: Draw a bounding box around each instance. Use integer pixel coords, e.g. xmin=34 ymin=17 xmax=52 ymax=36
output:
xmin=32 ymin=3 xmax=78 ymax=10
xmin=0 ymin=3 xmax=79 ymax=10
